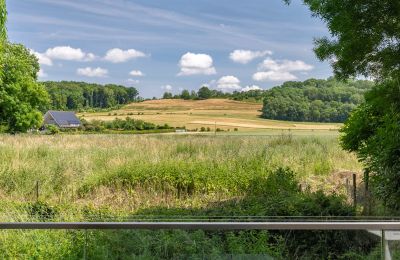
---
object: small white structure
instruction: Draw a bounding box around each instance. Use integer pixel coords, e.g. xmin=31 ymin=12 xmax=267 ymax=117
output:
xmin=43 ymin=111 xmax=81 ymax=128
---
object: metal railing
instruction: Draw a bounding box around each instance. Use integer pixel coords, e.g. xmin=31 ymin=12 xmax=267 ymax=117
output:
xmin=1 ymin=221 xmax=400 ymax=230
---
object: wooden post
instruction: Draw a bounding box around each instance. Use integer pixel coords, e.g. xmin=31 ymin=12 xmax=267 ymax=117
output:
xmin=36 ymin=181 xmax=39 ymax=202
xmin=353 ymin=173 xmax=357 ymax=209
xmin=364 ymin=170 xmax=371 ymax=215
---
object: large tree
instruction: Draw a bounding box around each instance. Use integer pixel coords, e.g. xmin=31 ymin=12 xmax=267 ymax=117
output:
xmin=0 ymin=1 xmax=49 ymax=133
xmin=293 ymin=0 xmax=400 ymax=209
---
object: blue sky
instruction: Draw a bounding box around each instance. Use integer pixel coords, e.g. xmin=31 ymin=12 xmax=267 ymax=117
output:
xmin=8 ymin=0 xmax=332 ymax=98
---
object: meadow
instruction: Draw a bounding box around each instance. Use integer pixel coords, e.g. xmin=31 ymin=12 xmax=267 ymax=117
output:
xmin=0 ymin=133 xmax=376 ymax=259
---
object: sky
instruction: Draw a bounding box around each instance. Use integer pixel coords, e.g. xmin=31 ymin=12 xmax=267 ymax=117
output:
xmin=7 ymin=0 xmax=333 ymax=98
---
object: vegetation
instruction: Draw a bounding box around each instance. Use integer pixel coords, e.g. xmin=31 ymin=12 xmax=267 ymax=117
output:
xmin=296 ymin=0 xmax=400 ymax=209
xmin=0 ymin=2 xmax=49 ymax=133
xmin=0 ymin=134 xmax=375 ymax=258
xmin=81 ymin=117 xmax=174 ymax=132
xmin=43 ymin=81 xmax=139 ymax=111
xmin=261 ymin=77 xmax=373 ymax=122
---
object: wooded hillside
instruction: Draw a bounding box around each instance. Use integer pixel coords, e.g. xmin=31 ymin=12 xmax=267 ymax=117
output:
xmin=43 ymin=81 xmax=139 ymax=110
xmin=261 ymin=78 xmax=374 ymax=122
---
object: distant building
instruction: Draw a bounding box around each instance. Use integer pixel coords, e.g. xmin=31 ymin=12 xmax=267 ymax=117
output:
xmin=43 ymin=111 xmax=82 ymax=128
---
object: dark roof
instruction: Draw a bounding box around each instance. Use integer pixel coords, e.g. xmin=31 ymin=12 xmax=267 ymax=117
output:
xmin=47 ymin=111 xmax=81 ymax=126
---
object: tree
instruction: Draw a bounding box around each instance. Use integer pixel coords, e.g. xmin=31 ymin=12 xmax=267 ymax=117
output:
xmin=0 ymin=1 xmax=49 ymax=133
xmin=197 ymin=86 xmax=212 ymax=99
xmin=0 ymin=0 xmax=6 ymax=40
xmin=293 ymin=0 xmax=400 ymax=209
xmin=162 ymin=92 xmax=173 ymax=99
xmin=180 ymin=89 xmax=191 ymax=100
xmin=287 ymin=0 xmax=400 ymax=80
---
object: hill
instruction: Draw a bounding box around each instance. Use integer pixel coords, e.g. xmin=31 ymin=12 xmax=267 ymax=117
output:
xmin=81 ymin=98 xmax=340 ymax=133
xmin=261 ymin=78 xmax=374 ymax=122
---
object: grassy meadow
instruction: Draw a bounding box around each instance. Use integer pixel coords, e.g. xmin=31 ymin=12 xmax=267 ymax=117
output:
xmin=0 ymin=133 xmax=378 ymax=258
xmin=0 ymin=134 xmax=360 ymax=211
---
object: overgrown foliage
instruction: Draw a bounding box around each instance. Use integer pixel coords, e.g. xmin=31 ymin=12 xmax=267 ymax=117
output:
xmin=81 ymin=117 xmax=173 ymax=132
xmin=261 ymin=77 xmax=373 ymax=122
xmin=293 ymin=0 xmax=400 ymax=209
xmin=43 ymin=81 xmax=139 ymax=110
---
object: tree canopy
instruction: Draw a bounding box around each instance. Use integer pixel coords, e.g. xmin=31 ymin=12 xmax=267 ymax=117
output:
xmin=292 ymin=0 xmax=400 ymax=80
xmin=261 ymin=78 xmax=373 ymax=122
xmin=42 ymin=81 xmax=139 ymax=110
xmin=0 ymin=1 xmax=49 ymax=133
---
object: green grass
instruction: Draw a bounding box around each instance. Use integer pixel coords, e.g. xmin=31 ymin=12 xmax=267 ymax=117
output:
xmin=0 ymin=133 xmax=371 ymax=258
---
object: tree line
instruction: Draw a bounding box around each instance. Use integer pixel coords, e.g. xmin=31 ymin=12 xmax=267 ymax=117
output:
xmin=43 ymin=81 xmax=139 ymax=111
xmin=261 ymin=78 xmax=374 ymax=122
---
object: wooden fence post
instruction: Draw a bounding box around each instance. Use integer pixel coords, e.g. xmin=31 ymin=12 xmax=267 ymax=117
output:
xmin=353 ymin=173 xmax=357 ymax=209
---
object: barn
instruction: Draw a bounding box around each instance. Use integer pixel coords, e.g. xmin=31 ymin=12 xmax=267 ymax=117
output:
xmin=43 ymin=111 xmax=82 ymax=128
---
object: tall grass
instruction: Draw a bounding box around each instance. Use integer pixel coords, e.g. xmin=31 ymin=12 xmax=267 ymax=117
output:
xmin=0 ymin=134 xmax=360 ymax=211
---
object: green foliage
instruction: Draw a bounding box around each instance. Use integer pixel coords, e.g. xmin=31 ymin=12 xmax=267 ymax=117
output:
xmin=0 ymin=42 xmax=49 ymax=133
xmin=197 ymin=86 xmax=212 ymax=99
xmin=162 ymin=91 xmax=173 ymax=99
xmin=0 ymin=0 xmax=6 ymax=40
xmin=298 ymin=0 xmax=400 ymax=80
xmin=27 ymin=201 xmax=58 ymax=221
xmin=341 ymin=80 xmax=400 ymax=210
xmin=43 ymin=81 xmax=138 ymax=110
xmin=261 ymin=77 xmax=373 ymax=122
xmin=45 ymin=124 xmax=60 ymax=135
xmin=82 ymin=117 xmax=173 ymax=132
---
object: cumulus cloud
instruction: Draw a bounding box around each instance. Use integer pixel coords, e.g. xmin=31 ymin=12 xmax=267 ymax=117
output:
xmin=178 ymin=52 xmax=216 ymax=76
xmin=253 ymin=58 xmax=314 ymax=82
xmin=217 ymin=75 xmax=241 ymax=91
xmin=104 ymin=48 xmax=146 ymax=63
xmin=37 ymin=69 xmax=47 ymax=78
xmin=30 ymin=50 xmax=53 ymax=66
xmin=241 ymin=85 xmax=262 ymax=92
xmin=253 ymin=71 xmax=297 ymax=81
xmin=129 ymin=70 xmax=144 ymax=77
xmin=259 ymin=58 xmax=314 ymax=72
xmin=161 ymin=84 xmax=173 ymax=91
xmin=45 ymin=46 xmax=96 ymax=61
xmin=77 ymin=67 xmax=108 ymax=77
xmin=230 ymin=50 xmax=272 ymax=64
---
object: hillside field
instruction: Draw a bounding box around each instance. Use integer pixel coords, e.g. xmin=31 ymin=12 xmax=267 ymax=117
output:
xmin=80 ymin=99 xmax=341 ymax=134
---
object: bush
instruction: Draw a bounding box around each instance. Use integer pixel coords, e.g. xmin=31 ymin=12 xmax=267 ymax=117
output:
xmin=45 ymin=124 xmax=59 ymax=135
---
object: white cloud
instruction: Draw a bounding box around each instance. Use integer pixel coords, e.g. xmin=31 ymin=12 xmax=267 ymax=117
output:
xmin=161 ymin=84 xmax=173 ymax=91
xmin=253 ymin=71 xmax=297 ymax=81
xmin=229 ymin=50 xmax=272 ymax=64
xmin=259 ymin=58 xmax=314 ymax=72
xmin=45 ymin=46 xmax=96 ymax=61
xmin=127 ymin=78 xmax=140 ymax=85
xmin=217 ymin=75 xmax=241 ymax=91
xmin=77 ymin=67 xmax=108 ymax=77
xmin=129 ymin=70 xmax=144 ymax=77
xmin=253 ymin=58 xmax=314 ymax=82
xmin=30 ymin=49 xmax=53 ymax=66
xmin=104 ymin=48 xmax=146 ymax=63
xmin=178 ymin=52 xmax=216 ymax=76
xmin=37 ymin=69 xmax=47 ymax=78
xmin=241 ymin=85 xmax=262 ymax=92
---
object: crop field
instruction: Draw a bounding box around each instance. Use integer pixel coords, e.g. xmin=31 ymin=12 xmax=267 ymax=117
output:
xmin=80 ymin=99 xmax=341 ymax=132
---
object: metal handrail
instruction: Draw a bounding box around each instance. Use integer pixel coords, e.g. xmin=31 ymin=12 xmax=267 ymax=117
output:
xmin=1 ymin=221 xmax=400 ymax=230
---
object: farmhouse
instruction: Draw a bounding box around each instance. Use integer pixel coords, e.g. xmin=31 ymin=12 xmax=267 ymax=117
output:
xmin=43 ymin=111 xmax=82 ymax=128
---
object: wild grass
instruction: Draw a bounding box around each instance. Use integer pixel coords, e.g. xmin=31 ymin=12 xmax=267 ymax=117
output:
xmin=0 ymin=134 xmax=360 ymax=211
xmin=0 ymin=133 xmax=373 ymax=258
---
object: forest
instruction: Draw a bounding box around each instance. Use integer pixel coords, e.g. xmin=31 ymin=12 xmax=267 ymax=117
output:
xmin=261 ymin=78 xmax=374 ymax=122
xmin=43 ymin=81 xmax=139 ymax=111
